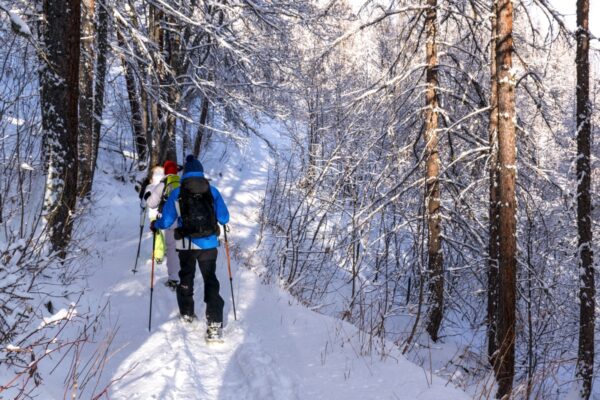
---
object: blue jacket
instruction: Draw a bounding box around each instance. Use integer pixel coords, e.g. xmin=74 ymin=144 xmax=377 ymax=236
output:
xmin=154 ymin=172 xmax=229 ymax=250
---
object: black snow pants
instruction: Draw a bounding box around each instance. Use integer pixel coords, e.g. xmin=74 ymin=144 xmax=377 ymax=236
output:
xmin=177 ymin=248 xmax=224 ymax=324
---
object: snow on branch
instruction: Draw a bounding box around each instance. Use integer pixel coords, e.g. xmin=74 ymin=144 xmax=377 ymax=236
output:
xmin=0 ymin=2 xmax=31 ymax=37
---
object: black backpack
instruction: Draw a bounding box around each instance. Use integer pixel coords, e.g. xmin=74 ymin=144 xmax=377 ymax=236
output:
xmin=175 ymin=177 xmax=220 ymax=239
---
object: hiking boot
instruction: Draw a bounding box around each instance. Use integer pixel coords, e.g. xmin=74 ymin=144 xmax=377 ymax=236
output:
xmin=180 ymin=314 xmax=197 ymax=324
xmin=206 ymin=322 xmax=223 ymax=342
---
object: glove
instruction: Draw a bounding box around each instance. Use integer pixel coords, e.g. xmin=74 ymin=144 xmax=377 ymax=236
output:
xmin=150 ymin=220 xmax=158 ymax=233
xmin=138 ymin=177 xmax=150 ymax=200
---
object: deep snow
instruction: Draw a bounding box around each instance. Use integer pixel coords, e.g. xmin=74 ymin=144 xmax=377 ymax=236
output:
xmin=3 ymin=125 xmax=471 ymax=399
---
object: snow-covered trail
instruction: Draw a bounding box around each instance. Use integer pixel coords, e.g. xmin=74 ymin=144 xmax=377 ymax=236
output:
xmin=84 ymin=128 xmax=470 ymax=400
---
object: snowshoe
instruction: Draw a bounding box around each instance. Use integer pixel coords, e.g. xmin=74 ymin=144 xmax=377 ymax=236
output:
xmin=205 ymin=322 xmax=224 ymax=343
xmin=164 ymin=279 xmax=179 ymax=291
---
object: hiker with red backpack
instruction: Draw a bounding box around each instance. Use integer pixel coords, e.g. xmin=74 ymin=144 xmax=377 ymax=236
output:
xmin=142 ymin=160 xmax=181 ymax=289
xmin=151 ymin=155 xmax=230 ymax=341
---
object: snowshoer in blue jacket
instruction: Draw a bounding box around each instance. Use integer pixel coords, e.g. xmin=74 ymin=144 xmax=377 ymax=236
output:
xmin=151 ymin=155 xmax=229 ymax=339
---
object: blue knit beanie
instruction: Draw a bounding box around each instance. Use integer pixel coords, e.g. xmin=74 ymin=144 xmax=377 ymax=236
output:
xmin=184 ymin=154 xmax=204 ymax=173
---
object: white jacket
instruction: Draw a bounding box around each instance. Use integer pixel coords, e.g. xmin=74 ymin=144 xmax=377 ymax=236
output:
xmin=142 ymin=166 xmax=164 ymax=220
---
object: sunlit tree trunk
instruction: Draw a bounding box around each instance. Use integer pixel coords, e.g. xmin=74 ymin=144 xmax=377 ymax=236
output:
xmin=424 ymin=0 xmax=444 ymax=342
xmin=495 ymin=0 xmax=517 ymax=397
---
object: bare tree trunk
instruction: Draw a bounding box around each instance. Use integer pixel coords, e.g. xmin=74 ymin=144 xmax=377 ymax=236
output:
xmin=424 ymin=0 xmax=444 ymax=343
xmin=125 ymin=0 xmax=150 ymax=169
xmin=575 ymin=0 xmax=594 ymax=397
xmin=495 ymin=0 xmax=517 ymax=397
xmin=163 ymin=14 xmax=180 ymax=163
xmin=182 ymin=118 xmax=190 ymax=159
xmin=92 ymin=0 xmax=109 ymax=171
xmin=116 ymin=27 xmax=147 ymax=167
xmin=140 ymin=86 xmax=151 ymax=165
xmin=149 ymin=3 xmax=164 ymax=167
xmin=488 ymin=1 xmax=500 ymax=367
xmin=163 ymin=96 xmax=178 ymax=163
xmin=40 ymin=0 xmax=81 ymax=257
xmin=306 ymin=92 xmax=319 ymax=182
xmin=78 ymin=0 xmax=95 ymax=197
xmin=194 ymin=96 xmax=209 ymax=157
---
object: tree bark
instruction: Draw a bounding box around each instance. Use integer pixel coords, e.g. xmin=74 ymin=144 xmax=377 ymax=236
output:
xmin=306 ymin=90 xmax=319 ymax=182
xmin=116 ymin=27 xmax=147 ymax=167
xmin=488 ymin=1 xmax=500 ymax=367
xmin=424 ymin=0 xmax=444 ymax=343
xmin=149 ymin=3 xmax=164 ymax=168
xmin=40 ymin=0 xmax=81 ymax=257
xmin=575 ymin=0 xmax=594 ymax=398
xmin=92 ymin=0 xmax=109 ymax=172
xmin=495 ymin=0 xmax=517 ymax=397
xmin=194 ymin=96 xmax=209 ymax=157
xmin=182 ymin=118 xmax=190 ymax=159
xmin=78 ymin=0 xmax=95 ymax=198
xmin=124 ymin=0 xmax=151 ymax=169
xmin=163 ymin=14 xmax=180 ymax=163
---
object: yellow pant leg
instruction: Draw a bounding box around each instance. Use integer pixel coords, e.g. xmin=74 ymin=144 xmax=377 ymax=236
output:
xmin=154 ymin=230 xmax=165 ymax=261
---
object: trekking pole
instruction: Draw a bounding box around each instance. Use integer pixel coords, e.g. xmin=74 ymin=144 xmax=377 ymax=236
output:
xmin=149 ymin=231 xmax=156 ymax=332
xmin=223 ymin=225 xmax=237 ymax=321
xmin=132 ymin=207 xmax=146 ymax=274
